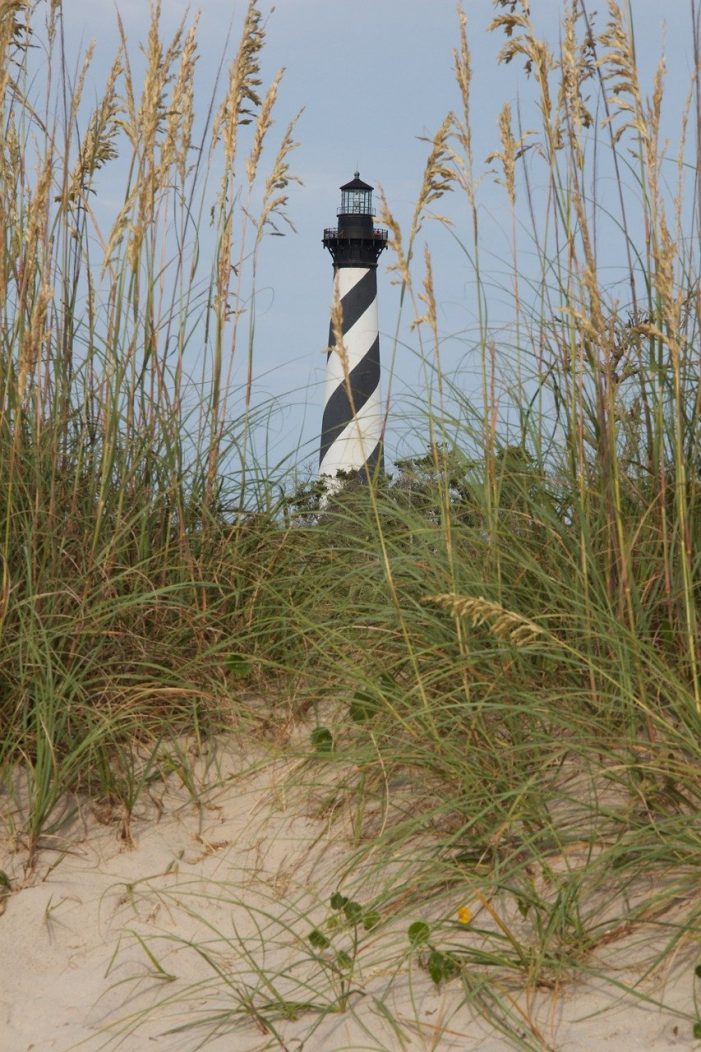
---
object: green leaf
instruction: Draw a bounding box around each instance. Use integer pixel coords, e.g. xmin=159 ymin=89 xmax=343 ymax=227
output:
xmin=343 ymin=900 xmax=363 ymax=924
xmin=408 ymin=920 xmax=430 ymax=946
xmin=349 ymin=690 xmax=377 ymax=723
xmin=0 ymin=871 xmax=11 ymax=889
xmin=227 ymin=653 xmax=251 ymax=678
xmin=363 ymin=909 xmax=380 ymax=931
xmin=308 ymin=928 xmax=331 ymax=950
xmin=427 ymin=949 xmax=459 ymax=986
xmin=695 ymin=964 xmax=701 ymax=979
xmin=693 ymin=1021 xmax=701 ymax=1039
xmin=330 ymin=892 xmax=349 ymax=911
xmin=336 ymin=950 xmax=353 ymax=970
xmin=428 ymin=949 xmax=446 ymax=985
xmin=310 ymin=727 xmax=334 ymax=753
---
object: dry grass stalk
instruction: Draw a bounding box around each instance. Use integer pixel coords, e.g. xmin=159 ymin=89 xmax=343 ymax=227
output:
xmin=66 ymin=40 xmax=96 ymax=133
xmin=255 ymin=110 xmax=302 ymax=244
xmin=451 ymin=5 xmax=473 ymax=203
xmin=597 ymin=2 xmax=646 ymax=147
xmin=247 ymin=67 xmax=284 ymax=188
xmin=558 ymin=3 xmax=595 ymax=170
xmin=489 ymin=1 xmax=559 ymax=159
xmin=0 ymin=1 xmax=30 ymax=107
xmin=17 ymin=211 xmax=52 ymax=400
xmin=377 ymin=189 xmax=411 ymax=290
xmin=497 ymin=102 xmax=517 ymax=205
xmin=486 ymin=102 xmax=533 ymax=209
xmin=598 ymin=2 xmax=668 ymax=261
xmin=483 ymin=41 xmax=533 ymax=359
xmin=212 ymin=0 xmax=264 ymax=175
xmin=411 ymin=245 xmax=438 ymax=336
xmin=426 ymin=593 xmax=545 ymax=647
xmin=159 ymin=15 xmax=200 ymax=185
xmin=116 ymin=12 xmax=137 ymax=145
xmin=0 ymin=117 xmax=21 ymax=308
xmin=138 ymin=3 xmax=181 ymax=160
xmin=412 ymin=246 xmax=451 ymax=500
xmin=377 ymin=111 xmax=455 ymax=314
xmin=411 ymin=112 xmax=455 ymax=242
xmin=66 ymin=55 xmax=121 ymax=206
xmin=20 ymin=152 xmax=52 ymax=317
xmin=329 ymin=274 xmax=349 ymax=383
xmin=128 ymin=7 xmax=187 ymax=268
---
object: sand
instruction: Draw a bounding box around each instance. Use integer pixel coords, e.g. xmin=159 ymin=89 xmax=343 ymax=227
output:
xmin=0 ymin=740 xmax=698 ymax=1052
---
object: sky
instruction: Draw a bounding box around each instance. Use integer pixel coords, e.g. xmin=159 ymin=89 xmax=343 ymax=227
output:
xmin=57 ymin=0 xmax=699 ymax=476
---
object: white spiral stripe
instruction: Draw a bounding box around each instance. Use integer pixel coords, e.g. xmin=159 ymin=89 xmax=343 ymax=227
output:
xmin=324 ymin=300 xmax=379 ymax=400
xmin=320 ymin=263 xmax=383 ymax=480
xmin=319 ymin=389 xmax=384 ymax=478
xmin=336 ymin=266 xmax=370 ymax=298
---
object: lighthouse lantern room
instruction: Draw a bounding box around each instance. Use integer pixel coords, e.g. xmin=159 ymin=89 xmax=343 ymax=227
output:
xmin=340 ymin=175 xmax=373 ymax=215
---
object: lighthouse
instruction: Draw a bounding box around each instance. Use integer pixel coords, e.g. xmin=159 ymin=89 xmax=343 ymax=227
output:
xmin=319 ymin=173 xmax=388 ymax=481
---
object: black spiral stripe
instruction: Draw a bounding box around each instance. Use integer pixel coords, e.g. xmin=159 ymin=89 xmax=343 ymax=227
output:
xmin=332 ymin=268 xmax=376 ymax=337
xmin=319 ymin=266 xmax=381 ymax=475
xmin=319 ymin=333 xmax=380 ymax=467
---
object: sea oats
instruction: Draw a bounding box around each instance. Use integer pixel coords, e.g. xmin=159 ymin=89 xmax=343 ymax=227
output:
xmin=597 ymin=2 xmax=647 ymax=147
xmin=67 ymin=40 xmax=95 ymax=130
xmin=486 ymin=102 xmax=531 ymax=208
xmin=163 ymin=16 xmax=199 ymax=184
xmin=452 ymin=6 xmax=474 ymax=203
xmin=411 ymin=245 xmax=437 ymax=336
xmin=329 ymin=274 xmax=349 ymax=381
xmin=137 ymin=2 xmax=172 ymax=158
xmin=255 ymin=110 xmax=302 ymax=244
xmin=122 ymin=6 xmax=190 ymax=270
xmin=212 ymin=0 xmax=264 ymax=175
xmin=176 ymin=21 xmax=199 ymax=182
xmin=558 ymin=4 xmax=595 ymax=171
xmin=15 ymin=150 xmax=53 ymax=403
xmin=426 ymin=593 xmax=546 ymax=647
xmin=489 ymin=3 xmax=560 ymax=158
xmin=246 ymin=67 xmax=284 ymax=189
xmin=116 ymin=12 xmax=137 ymax=147
xmin=66 ymin=56 xmax=122 ymax=206
xmin=377 ymin=189 xmax=411 ymax=290
xmin=411 ymin=113 xmax=456 ymax=241
xmin=0 ymin=0 xmax=31 ymax=109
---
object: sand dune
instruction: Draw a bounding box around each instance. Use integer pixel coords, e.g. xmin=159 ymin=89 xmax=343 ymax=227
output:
xmin=0 ymin=742 xmax=696 ymax=1052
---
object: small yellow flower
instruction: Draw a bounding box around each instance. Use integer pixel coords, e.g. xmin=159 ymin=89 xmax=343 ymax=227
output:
xmin=457 ymin=906 xmax=472 ymax=925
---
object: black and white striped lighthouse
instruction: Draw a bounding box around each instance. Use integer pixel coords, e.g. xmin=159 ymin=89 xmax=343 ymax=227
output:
xmin=319 ymin=173 xmax=388 ymax=481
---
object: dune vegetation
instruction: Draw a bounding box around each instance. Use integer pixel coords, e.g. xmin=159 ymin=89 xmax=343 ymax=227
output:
xmin=1 ymin=0 xmax=700 ymax=1047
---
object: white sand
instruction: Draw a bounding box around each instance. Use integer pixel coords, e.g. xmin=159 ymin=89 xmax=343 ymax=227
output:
xmin=0 ymin=741 xmax=697 ymax=1052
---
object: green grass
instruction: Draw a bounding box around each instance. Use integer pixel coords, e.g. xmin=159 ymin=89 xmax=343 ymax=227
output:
xmin=1 ymin=0 xmax=701 ymax=1048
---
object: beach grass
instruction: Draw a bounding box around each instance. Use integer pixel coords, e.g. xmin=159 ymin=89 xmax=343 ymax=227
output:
xmin=1 ymin=1 xmax=700 ymax=1048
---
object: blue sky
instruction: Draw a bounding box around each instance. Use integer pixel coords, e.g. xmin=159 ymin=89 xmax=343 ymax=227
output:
xmin=59 ymin=1 xmax=697 ymax=475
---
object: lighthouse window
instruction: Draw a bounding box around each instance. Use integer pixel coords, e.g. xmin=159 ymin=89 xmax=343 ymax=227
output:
xmin=341 ymin=189 xmax=373 ymax=214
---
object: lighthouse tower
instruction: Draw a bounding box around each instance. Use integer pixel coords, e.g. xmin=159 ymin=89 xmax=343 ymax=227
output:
xmin=319 ymin=173 xmax=388 ymax=481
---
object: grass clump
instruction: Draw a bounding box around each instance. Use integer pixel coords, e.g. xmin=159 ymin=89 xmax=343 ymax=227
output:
xmin=0 ymin=0 xmax=299 ymax=854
